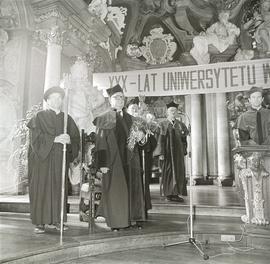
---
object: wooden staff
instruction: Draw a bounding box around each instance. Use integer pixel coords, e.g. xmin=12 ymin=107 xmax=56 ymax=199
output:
xmin=60 ymin=74 xmax=70 ymax=245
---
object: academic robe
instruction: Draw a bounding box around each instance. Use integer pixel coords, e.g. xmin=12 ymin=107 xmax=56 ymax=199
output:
xmin=237 ymin=107 xmax=270 ymax=145
xmin=27 ymin=109 xmax=80 ymax=225
xmin=156 ymin=119 xmax=188 ymax=197
xmin=138 ymin=134 xmax=157 ymax=211
xmin=94 ymin=109 xmax=145 ymax=229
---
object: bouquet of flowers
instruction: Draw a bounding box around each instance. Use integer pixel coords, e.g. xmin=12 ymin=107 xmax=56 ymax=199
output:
xmin=8 ymin=103 xmax=42 ymax=193
xmin=127 ymin=98 xmax=159 ymax=151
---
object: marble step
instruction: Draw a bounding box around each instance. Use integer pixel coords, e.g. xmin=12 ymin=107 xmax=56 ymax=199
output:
xmin=0 ymin=199 xmax=245 ymax=218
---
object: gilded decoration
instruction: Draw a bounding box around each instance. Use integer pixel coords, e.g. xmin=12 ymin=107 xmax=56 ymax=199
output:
xmin=140 ymin=26 xmax=177 ymax=65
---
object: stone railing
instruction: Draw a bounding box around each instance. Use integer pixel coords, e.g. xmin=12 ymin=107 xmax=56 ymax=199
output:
xmin=233 ymin=145 xmax=270 ymax=225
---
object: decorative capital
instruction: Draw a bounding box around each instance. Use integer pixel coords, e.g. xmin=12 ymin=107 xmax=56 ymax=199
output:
xmin=33 ymin=26 xmax=68 ymax=47
xmin=47 ymin=26 xmax=66 ymax=46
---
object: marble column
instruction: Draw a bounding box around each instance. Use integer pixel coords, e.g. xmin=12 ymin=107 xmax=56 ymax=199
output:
xmin=205 ymin=94 xmax=218 ymax=179
xmin=190 ymin=94 xmax=204 ymax=184
xmin=216 ymin=93 xmax=233 ymax=186
xmin=44 ymin=26 xmax=63 ymax=91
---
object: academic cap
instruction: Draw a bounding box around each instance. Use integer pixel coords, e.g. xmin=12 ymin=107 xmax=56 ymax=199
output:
xmin=44 ymin=86 xmax=65 ymax=101
xmin=126 ymin=97 xmax=139 ymax=108
xmin=166 ymin=101 xmax=179 ymax=109
xmin=247 ymin=86 xmax=264 ymax=97
xmin=106 ymin=84 xmax=123 ymax=97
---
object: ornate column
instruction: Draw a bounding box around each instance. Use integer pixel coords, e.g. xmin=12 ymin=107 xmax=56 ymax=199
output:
xmin=190 ymin=94 xmax=204 ymax=183
xmin=216 ymin=93 xmax=233 ymax=186
xmin=43 ymin=26 xmax=64 ymax=91
xmin=234 ymin=146 xmax=270 ymax=226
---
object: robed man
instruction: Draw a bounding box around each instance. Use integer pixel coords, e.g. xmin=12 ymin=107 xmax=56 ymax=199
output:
xmin=237 ymin=86 xmax=270 ymax=145
xmin=126 ymin=98 xmax=157 ymax=216
xmin=93 ymin=84 xmax=145 ymax=230
xmin=156 ymin=102 xmax=188 ymax=202
xmin=27 ymin=86 xmax=80 ymax=233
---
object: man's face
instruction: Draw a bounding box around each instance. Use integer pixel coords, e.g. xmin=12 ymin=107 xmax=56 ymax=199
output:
xmin=46 ymin=93 xmax=63 ymax=110
xmin=127 ymin=103 xmax=139 ymax=117
xmin=109 ymin=92 xmax=125 ymax=110
xmin=249 ymin=92 xmax=264 ymax=109
xmin=167 ymin=107 xmax=177 ymax=120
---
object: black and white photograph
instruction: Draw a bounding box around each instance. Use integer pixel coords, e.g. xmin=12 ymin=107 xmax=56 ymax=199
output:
xmin=0 ymin=0 xmax=270 ymax=263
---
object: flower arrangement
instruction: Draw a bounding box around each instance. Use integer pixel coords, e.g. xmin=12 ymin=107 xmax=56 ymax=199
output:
xmin=127 ymin=98 xmax=159 ymax=151
xmin=8 ymin=103 xmax=42 ymax=193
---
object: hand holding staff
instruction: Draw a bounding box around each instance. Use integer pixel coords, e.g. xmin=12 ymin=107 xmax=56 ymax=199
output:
xmin=60 ymin=74 xmax=71 ymax=245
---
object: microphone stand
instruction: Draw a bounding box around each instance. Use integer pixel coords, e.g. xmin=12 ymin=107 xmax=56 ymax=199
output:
xmin=163 ymin=111 xmax=209 ymax=260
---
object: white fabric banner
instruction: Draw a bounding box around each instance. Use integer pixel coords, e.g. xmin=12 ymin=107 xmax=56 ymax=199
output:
xmin=93 ymin=58 xmax=270 ymax=96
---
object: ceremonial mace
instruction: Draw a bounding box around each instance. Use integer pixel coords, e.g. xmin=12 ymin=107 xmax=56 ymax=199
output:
xmin=60 ymin=74 xmax=71 ymax=245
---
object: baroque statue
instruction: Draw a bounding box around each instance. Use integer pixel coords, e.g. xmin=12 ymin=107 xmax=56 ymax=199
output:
xmin=254 ymin=0 xmax=270 ymax=54
xmin=190 ymin=35 xmax=210 ymax=65
xmin=202 ymin=10 xmax=240 ymax=53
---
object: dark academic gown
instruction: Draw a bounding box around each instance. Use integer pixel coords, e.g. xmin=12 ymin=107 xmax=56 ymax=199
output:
xmin=138 ymin=134 xmax=157 ymax=211
xmin=94 ymin=110 xmax=145 ymax=229
xmin=237 ymin=107 xmax=270 ymax=145
xmin=156 ymin=119 xmax=188 ymax=197
xmin=27 ymin=109 xmax=80 ymax=225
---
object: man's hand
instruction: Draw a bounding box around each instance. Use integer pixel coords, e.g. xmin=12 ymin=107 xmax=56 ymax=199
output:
xmin=100 ymin=167 xmax=109 ymax=174
xmin=159 ymin=155 xmax=164 ymax=160
xmin=54 ymin=134 xmax=71 ymax=144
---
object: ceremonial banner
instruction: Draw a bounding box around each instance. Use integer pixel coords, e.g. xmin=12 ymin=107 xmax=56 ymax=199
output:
xmin=93 ymin=58 xmax=270 ymax=96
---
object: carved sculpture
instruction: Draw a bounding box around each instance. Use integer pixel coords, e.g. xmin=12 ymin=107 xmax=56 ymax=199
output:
xmin=234 ymin=153 xmax=250 ymax=223
xmin=234 ymin=151 xmax=270 ymax=225
xmin=69 ymin=56 xmax=108 ymax=134
xmin=190 ymin=35 xmax=210 ymax=65
xmin=69 ymin=57 xmax=98 ymax=134
xmin=203 ymin=10 xmax=240 ymax=53
xmin=88 ymin=0 xmax=108 ymax=23
xmin=234 ymin=48 xmax=254 ymax=61
xmin=140 ymin=26 xmax=177 ymax=65
xmin=254 ymin=0 xmax=270 ymax=54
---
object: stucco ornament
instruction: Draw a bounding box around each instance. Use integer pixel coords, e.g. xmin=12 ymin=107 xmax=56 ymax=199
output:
xmin=140 ymin=26 xmax=177 ymax=65
xmin=203 ymin=10 xmax=240 ymax=53
xmin=88 ymin=0 xmax=108 ymax=23
xmin=254 ymin=0 xmax=270 ymax=54
xmin=190 ymin=35 xmax=210 ymax=65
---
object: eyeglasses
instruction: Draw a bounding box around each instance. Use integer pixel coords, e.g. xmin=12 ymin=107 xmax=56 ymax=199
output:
xmin=111 ymin=95 xmax=124 ymax=100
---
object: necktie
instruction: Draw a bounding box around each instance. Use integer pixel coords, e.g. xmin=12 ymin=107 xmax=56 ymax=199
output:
xmin=256 ymin=111 xmax=263 ymax=144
